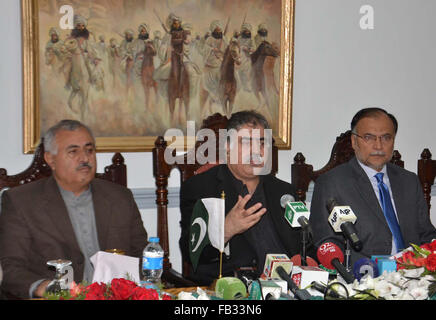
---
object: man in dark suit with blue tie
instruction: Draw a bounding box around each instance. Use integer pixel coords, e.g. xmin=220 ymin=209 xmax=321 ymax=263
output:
xmin=310 ymin=108 xmax=436 ymax=266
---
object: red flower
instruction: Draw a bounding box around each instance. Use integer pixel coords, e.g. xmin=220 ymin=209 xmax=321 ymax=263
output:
xmin=110 ymin=278 xmax=137 ymax=300
xmin=426 ymin=253 xmax=436 ymax=272
xmin=70 ymin=281 xmax=86 ymax=298
xmin=420 ymin=240 xmax=436 ymax=252
xmin=420 ymin=243 xmax=432 ymax=251
xmin=396 ymin=251 xmax=415 ymax=266
xmin=131 ymin=286 xmax=159 ymax=300
xmin=429 ymin=240 xmax=436 ymax=252
xmin=162 ymin=294 xmax=172 ymax=300
xmin=85 ymin=282 xmax=108 ymax=300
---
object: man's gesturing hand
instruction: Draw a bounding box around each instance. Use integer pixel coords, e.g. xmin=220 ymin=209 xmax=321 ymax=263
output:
xmin=224 ymin=193 xmax=267 ymax=243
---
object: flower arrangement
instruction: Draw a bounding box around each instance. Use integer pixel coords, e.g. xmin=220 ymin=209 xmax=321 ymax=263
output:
xmin=328 ymin=268 xmax=435 ymax=300
xmin=44 ymin=278 xmax=172 ymax=300
xmin=324 ymin=240 xmax=436 ymax=300
xmin=396 ymin=240 xmax=436 ymax=275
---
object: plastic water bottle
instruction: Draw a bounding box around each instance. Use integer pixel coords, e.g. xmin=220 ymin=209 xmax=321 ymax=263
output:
xmin=142 ymin=237 xmax=164 ymax=284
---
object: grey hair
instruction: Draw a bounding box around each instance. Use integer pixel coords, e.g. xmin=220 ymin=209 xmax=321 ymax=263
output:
xmin=42 ymin=119 xmax=95 ymax=154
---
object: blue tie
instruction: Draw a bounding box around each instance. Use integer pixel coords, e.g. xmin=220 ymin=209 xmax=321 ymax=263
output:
xmin=374 ymin=172 xmax=405 ymax=252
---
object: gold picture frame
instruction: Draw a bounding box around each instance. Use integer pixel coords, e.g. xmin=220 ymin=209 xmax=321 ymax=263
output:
xmin=22 ymin=0 xmax=294 ymax=153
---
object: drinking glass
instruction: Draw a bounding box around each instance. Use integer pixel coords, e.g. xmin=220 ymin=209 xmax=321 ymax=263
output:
xmin=46 ymin=259 xmax=72 ymax=294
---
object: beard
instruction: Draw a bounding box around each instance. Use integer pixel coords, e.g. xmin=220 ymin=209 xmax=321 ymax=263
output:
xmin=138 ymin=33 xmax=149 ymax=40
xmin=212 ymin=31 xmax=223 ymax=39
xmin=125 ymin=36 xmax=133 ymax=42
xmin=71 ymin=28 xmax=90 ymax=40
xmin=51 ymin=38 xmax=59 ymax=44
xmin=171 ymin=26 xmax=183 ymax=32
xmin=241 ymin=31 xmax=251 ymax=39
xmin=258 ymin=30 xmax=268 ymax=37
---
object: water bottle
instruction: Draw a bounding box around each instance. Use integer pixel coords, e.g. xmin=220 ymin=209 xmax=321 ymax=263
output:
xmin=142 ymin=237 xmax=164 ymax=284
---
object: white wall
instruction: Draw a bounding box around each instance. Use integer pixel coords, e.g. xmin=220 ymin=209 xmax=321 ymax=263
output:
xmin=1 ymin=0 xmax=436 ymax=273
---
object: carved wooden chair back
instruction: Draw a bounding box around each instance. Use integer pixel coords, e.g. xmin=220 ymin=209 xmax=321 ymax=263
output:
xmin=418 ymin=148 xmax=436 ymax=214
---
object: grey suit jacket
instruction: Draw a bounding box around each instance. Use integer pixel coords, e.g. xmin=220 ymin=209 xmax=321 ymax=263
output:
xmin=0 ymin=176 xmax=147 ymax=298
xmin=310 ymin=157 xmax=436 ymax=266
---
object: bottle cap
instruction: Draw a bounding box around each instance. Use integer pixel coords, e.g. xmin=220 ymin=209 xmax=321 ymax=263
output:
xmin=149 ymin=237 xmax=160 ymax=243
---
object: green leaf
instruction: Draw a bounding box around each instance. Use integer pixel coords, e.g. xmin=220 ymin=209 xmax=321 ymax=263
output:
xmin=411 ymin=243 xmax=431 ymax=257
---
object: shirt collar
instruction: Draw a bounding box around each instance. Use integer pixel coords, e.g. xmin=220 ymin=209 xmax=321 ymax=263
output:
xmin=57 ymin=183 xmax=92 ymax=204
xmin=356 ymin=158 xmax=387 ymax=182
xmin=222 ymin=165 xmax=264 ymax=195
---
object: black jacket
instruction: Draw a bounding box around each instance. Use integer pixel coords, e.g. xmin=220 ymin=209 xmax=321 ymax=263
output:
xmin=179 ymin=164 xmax=304 ymax=285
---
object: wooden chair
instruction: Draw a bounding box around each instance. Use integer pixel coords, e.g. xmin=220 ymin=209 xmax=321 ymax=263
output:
xmin=153 ymin=113 xmax=279 ymax=286
xmin=0 ymin=140 xmax=127 ymax=193
xmin=418 ymin=148 xmax=436 ymax=214
xmin=291 ymin=130 xmax=404 ymax=202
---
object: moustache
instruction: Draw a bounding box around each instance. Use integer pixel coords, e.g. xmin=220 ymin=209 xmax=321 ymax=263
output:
xmin=240 ymin=154 xmax=264 ymax=165
xmin=76 ymin=162 xmax=93 ymax=170
xmin=370 ymin=151 xmax=386 ymax=156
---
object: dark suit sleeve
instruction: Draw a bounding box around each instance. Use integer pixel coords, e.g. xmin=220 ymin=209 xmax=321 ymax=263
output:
xmin=0 ymin=191 xmax=43 ymax=298
xmin=309 ymin=174 xmax=347 ymax=253
xmin=126 ymin=188 xmax=148 ymax=258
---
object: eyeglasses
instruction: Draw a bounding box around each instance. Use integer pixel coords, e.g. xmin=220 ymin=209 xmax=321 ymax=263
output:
xmin=352 ymin=132 xmax=394 ymax=145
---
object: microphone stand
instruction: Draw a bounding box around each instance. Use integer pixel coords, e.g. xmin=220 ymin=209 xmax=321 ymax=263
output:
xmin=344 ymin=238 xmax=351 ymax=273
xmin=301 ymin=227 xmax=309 ymax=266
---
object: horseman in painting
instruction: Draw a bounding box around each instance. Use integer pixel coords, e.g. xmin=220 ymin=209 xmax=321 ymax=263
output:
xmin=200 ymin=19 xmax=229 ymax=115
xmin=218 ymin=38 xmax=241 ymax=117
xmin=153 ymin=13 xmax=192 ymax=125
xmin=236 ymin=22 xmax=255 ymax=93
xmin=132 ymin=23 xmax=158 ymax=111
xmin=45 ymin=27 xmax=65 ymax=74
xmin=251 ymin=23 xmax=279 ymax=111
xmin=63 ymin=14 xmax=98 ymax=121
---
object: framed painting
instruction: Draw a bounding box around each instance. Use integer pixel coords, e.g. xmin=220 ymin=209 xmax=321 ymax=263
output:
xmin=22 ymin=0 xmax=294 ymax=153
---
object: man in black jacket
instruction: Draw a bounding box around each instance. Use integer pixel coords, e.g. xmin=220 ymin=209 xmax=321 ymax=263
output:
xmin=179 ymin=110 xmax=302 ymax=285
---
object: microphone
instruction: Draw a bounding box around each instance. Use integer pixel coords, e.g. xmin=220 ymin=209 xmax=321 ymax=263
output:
xmin=352 ymin=258 xmax=379 ymax=281
xmin=280 ymin=194 xmax=311 ymax=231
xmin=326 ymin=198 xmax=362 ymax=251
xmin=262 ymin=254 xmax=293 ymax=279
xmin=276 ymin=266 xmax=312 ymax=300
xmin=281 ymin=194 xmax=316 ymax=267
xmin=215 ymin=277 xmax=247 ymax=300
xmin=317 ymin=242 xmax=355 ymax=284
xmin=310 ymin=281 xmax=341 ymax=299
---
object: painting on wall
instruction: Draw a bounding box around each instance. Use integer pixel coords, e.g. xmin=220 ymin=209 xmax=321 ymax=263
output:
xmin=22 ymin=0 xmax=294 ymax=152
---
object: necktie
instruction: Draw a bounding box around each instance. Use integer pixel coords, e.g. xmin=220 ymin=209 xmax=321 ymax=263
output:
xmin=374 ymin=172 xmax=405 ymax=252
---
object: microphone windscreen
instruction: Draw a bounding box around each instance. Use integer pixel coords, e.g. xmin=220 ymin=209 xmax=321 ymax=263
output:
xmin=280 ymin=194 xmax=295 ymax=208
xmin=352 ymin=258 xmax=379 ymax=281
xmin=317 ymin=242 xmax=344 ymax=270
xmin=326 ymin=198 xmax=338 ymax=213
xmin=290 ymin=254 xmax=318 ymax=267
xmin=215 ymin=277 xmax=247 ymax=300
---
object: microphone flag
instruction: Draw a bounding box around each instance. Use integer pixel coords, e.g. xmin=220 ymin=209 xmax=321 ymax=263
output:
xmin=284 ymin=201 xmax=310 ymax=228
xmin=189 ymin=197 xmax=228 ymax=271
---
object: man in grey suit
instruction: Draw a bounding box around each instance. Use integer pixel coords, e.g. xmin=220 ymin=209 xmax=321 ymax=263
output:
xmin=0 ymin=120 xmax=147 ymax=299
xmin=310 ymin=108 xmax=436 ymax=267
